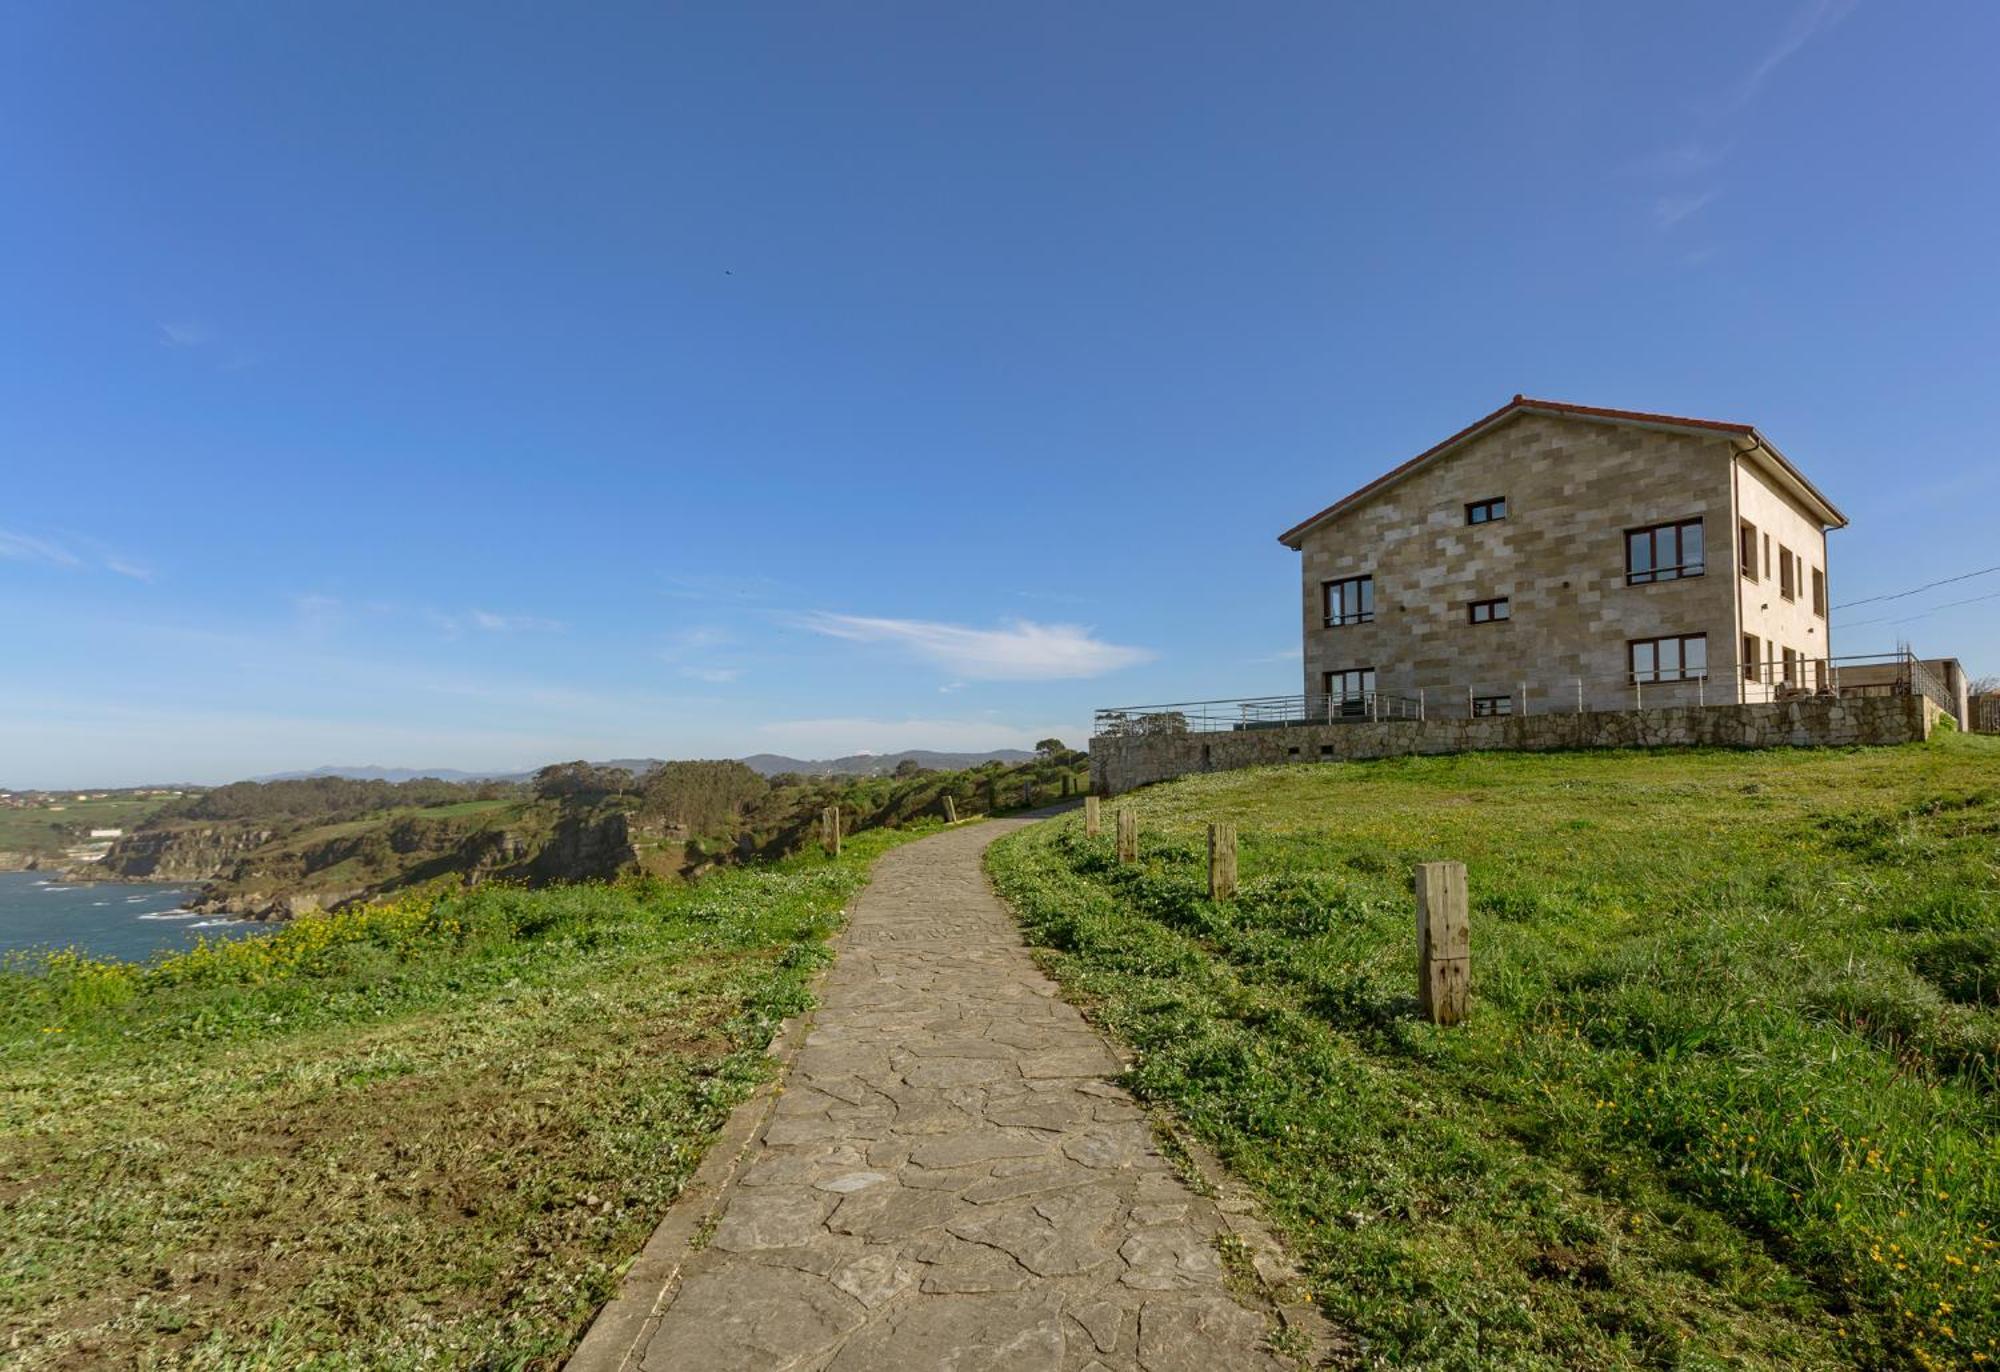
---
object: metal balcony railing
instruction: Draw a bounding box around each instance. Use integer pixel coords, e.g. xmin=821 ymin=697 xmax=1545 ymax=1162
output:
xmin=1092 ymin=691 xmax=1423 ymax=737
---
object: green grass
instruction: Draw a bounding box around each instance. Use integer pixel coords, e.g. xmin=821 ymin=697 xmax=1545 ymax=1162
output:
xmin=987 ymin=735 xmax=2000 ymax=1371
xmin=0 ymin=797 xmax=171 ymax=857
xmin=0 ymin=823 xmax=933 ymax=1369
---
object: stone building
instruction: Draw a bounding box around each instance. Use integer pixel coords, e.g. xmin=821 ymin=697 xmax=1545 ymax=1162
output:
xmin=1277 ymin=396 xmax=1849 ymax=716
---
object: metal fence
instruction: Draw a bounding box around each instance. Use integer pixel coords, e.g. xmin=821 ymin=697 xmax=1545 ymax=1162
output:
xmin=1093 ymin=691 xmax=1423 ymax=737
xmin=1093 ymin=650 xmax=1955 ymax=736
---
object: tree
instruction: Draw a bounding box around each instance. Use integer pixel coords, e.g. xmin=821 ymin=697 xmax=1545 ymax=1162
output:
xmin=1035 ymin=738 xmax=1067 ymax=759
xmin=532 ymin=762 xmax=636 ymax=801
xmin=893 ymin=758 xmax=925 ymax=777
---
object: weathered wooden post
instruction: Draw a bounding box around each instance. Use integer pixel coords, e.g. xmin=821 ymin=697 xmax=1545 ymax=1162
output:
xmin=821 ymin=806 xmax=841 ymax=857
xmin=1415 ymin=861 xmax=1469 ymax=1025
xmin=1084 ymin=795 xmax=1102 ymax=837
xmin=1021 ymin=781 xmax=1033 ymax=809
xmin=1060 ymin=773 xmax=1072 ymax=798
xmin=986 ymin=777 xmax=999 ymax=812
xmin=1207 ymin=822 xmax=1237 ymax=900
xmin=1115 ymin=809 xmax=1137 ymax=864
xmin=942 ymin=795 xmax=957 ymax=824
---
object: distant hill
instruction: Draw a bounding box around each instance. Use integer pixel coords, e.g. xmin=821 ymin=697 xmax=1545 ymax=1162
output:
xmin=258 ymin=752 xmax=1033 ymax=785
xmin=739 ymin=749 xmax=1035 ymax=777
xmin=255 ymin=759 xmax=668 ymax=784
xmin=255 ymin=765 xmax=511 ymax=784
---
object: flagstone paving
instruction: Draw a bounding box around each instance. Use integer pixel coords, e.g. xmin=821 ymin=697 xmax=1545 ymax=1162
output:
xmin=623 ymin=818 xmax=1287 ymax=1371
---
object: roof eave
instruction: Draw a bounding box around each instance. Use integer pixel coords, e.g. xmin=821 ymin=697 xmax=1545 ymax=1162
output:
xmin=1735 ymin=432 xmax=1849 ymax=529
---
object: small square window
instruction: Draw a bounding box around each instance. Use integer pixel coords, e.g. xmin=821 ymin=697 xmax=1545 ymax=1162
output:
xmin=1322 ymin=575 xmax=1375 ymax=627
xmin=1472 ymin=695 xmax=1513 ymax=717
xmin=1466 ymin=497 xmax=1508 ymax=525
xmin=1468 ymin=597 xmax=1511 ymax=624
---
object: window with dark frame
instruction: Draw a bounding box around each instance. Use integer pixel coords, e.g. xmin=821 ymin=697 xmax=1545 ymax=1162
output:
xmin=1467 ymin=597 xmax=1510 ymax=624
xmin=1323 ymin=667 xmax=1376 ymax=718
xmin=1466 ymin=497 xmax=1507 ymax=525
xmin=1812 ymin=566 xmax=1826 ymax=617
xmin=1322 ymin=575 xmax=1375 ymax=627
xmin=1742 ymin=633 xmax=1760 ymax=682
xmin=1739 ymin=520 xmax=1758 ymax=580
xmin=1779 ymin=546 xmax=1796 ymax=600
xmin=1628 ymin=632 xmax=1709 ymax=683
xmin=1625 ymin=518 xmax=1705 ymax=585
xmin=1471 ymin=695 xmax=1513 ymax=717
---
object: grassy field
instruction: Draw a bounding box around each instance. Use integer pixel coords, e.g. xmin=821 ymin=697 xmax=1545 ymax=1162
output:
xmin=0 ymin=824 xmax=931 ymax=1369
xmin=988 ymin=735 xmax=2000 ymax=1371
xmin=0 ymin=798 xmax=173 ymax=858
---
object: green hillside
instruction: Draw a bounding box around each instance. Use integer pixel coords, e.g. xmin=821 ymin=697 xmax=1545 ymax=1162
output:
xmin=0 ymin=826 xmax=929 ymax=1368
xmin=988 ymin=734 xmax=2000 ymax=1371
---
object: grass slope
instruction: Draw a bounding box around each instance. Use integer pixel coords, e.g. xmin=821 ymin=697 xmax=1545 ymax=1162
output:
xmin=1 ymin=824 xmax=931 ymax=1369
xmin=0 ymin=797 xmax=171 ymax=859
xmin=988 ymin=736 xmax=2000 ymax=1371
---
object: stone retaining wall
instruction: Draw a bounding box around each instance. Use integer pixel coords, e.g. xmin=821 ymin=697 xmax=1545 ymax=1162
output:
xmin=1089 ymin=694 xmax=1938 ymax=796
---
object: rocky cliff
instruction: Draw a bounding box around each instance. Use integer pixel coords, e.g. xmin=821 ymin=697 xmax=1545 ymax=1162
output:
xmin=179 ymin=803 xmax=642 ymax=919
xmin=93 ymin=824 xmax=281 ymax=881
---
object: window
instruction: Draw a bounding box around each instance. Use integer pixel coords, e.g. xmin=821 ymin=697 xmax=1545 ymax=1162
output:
xmin=1626 ymin=518 xmax=1705 ymax=585
xmin=1472 ymin=695 xmax=1513 ymax=717
xmin=1467 ymin=597 xmax=1510 ymax=624
xmin=1629 ymin=633 xmax=1709 ymax=683
xmin=1812 ymin=566 xmax=1826 ymax=617
xmin=1779 ymin=546 xmax=1796 ymax=600
xmin=1739 ymin=520 xmax=1758 ymax=580
xmin=1323 ymin=575 xmax=1374 ymax=627
xmin=1323 ymin=667 xmax=1375 ymax=718
xmin=1782 ymin=647 xmax=1799 ymax=685
xmin=1466 ymin=497 xmax=1507 ymax=525
xmin=1742 ymin=633 xmax=1760 ymax=682
xmin=1764 ymin=533 xmax=1772 ymax=578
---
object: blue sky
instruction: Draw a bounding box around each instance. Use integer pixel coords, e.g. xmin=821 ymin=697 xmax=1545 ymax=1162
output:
xmin=3 ymin=2 xmax=1997 ymax=787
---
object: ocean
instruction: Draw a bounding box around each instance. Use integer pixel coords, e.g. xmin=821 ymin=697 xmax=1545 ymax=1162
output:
xmin=0 ymin=870 xmax=272 ymax=963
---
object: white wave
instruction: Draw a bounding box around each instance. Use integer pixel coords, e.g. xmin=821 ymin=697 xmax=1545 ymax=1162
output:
xmin=137 ymin=910 xmax=198 ymax=921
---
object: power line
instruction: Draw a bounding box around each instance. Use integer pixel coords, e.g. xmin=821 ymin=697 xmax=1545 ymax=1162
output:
xmin=1833 ymin=587 xmax=2000 ymax=632
xmin=1831 ymin=563 xmax=2000 ymax=611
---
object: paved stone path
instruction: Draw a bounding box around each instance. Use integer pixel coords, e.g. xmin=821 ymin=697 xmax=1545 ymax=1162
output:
xmin=623 ymin=818 xmax=1287 ymax=1371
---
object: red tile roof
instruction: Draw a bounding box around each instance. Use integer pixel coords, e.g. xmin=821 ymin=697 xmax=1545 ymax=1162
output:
xmin=1276 ymin=395 xmax=1842 ymax=546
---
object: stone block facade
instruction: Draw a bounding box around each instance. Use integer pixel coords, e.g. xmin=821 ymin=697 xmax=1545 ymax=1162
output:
xmin=1089 ymin=695 xmax=1936 ymax=796
xmin=1280 ymin=400 xmax=1845 ymax=718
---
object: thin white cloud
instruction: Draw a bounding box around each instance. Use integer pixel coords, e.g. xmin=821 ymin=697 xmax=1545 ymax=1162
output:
xmin=1633 ymin=0 xmax=1857 ymax=238
xmin=1728 ymin=0 xmax=1859 ymax=114
xmin=105 ymin=558 xmax=155 ymax=582
xmin=1654 ymin=190 xmax=1717 ymax=229
xmin=159 ymin=321 xmax=213 ymax=348
xmin=0 ymin=530 xmax=82 ymax=568
xmin=798 ymin=613 xmax=1152 ymax=681
xmin=469 ymin=609 xmax=564 ymax=633
xmin=681 ymin=666 xmax=743 ymax=684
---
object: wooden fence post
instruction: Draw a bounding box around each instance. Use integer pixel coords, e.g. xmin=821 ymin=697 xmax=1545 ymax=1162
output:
xmin=1021 ymin=781 xmax=1033 ymax=809
xmin=1207 ymin=822 xmax=1237 ymax=900
xmin=1116 ymin=809 xmax=1137 ymax=864
xmin=1084 ymin=795 xmax=1101 ymax=837
xmin=942 ymin=795 xmax=957 ymax=824
xmin=1414 ymin=861 xmax=1469 ymax=1025
xmin=1060 ymin=773 xmax=1072 ymax=798
xmin=822 ymin=806 xmax=841 ymax=857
